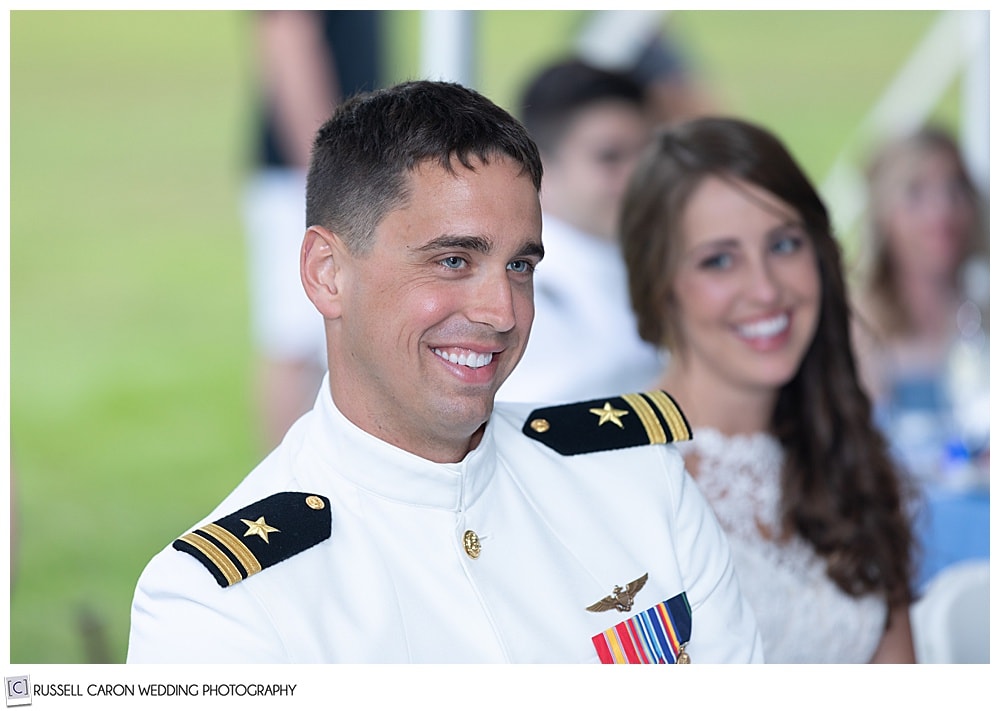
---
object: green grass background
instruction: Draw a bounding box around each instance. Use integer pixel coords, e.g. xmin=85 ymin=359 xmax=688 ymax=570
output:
xmin=9 ymin=10 xmax=963 ymax=663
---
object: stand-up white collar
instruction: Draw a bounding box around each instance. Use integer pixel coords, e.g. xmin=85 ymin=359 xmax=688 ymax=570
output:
xmin=305 ymin=376 xmax=499 ymax=512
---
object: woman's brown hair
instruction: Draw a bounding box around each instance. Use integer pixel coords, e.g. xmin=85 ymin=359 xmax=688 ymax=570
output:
xmin=620 ymin=116 xmax=914 ymax=608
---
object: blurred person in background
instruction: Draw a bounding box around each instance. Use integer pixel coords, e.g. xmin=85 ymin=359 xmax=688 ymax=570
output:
xmin=620 ymin=117 xmax=916 ymax=662
xmin=244 ymin=10 xmax=385 ymax=450
xmin=575 ymin=10 xmax=717 ymax=124
xmin=851 ymin=126 xmax=989 ymax=489
xmin=498 ymin=16 xmax=719 ymax=404
xmin=496 ymin=59 xmax=665 ymax=402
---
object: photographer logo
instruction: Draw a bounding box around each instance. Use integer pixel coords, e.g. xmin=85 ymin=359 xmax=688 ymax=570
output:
xmin=5 ymin=676 xmax=31 ymax=707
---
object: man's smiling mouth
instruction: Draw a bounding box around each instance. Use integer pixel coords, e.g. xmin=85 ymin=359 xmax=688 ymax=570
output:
xmin=432 ymin=347 xmax=495 ymax=369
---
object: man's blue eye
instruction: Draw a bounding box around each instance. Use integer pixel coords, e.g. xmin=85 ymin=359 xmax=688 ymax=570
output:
xmin=442 ymin=256 xmax=466 ymax=269
xmin=508 ymin=260 xmax=533 ymax=274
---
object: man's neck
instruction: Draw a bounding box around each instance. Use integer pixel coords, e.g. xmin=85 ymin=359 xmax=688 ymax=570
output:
xmin=327 ymin=379 xmax=484 ymax=464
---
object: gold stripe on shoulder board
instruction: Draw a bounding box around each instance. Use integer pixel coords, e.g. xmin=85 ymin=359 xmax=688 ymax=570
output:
xmin=621 ymin=393 xmax=667 ymax=445
xmin=201 ymin=522 xmax=263 ymax=576
xmin=645 ymin=390 xmax=691 ymax=441
xmin=179 ymin=532 xmax=242 ymax=586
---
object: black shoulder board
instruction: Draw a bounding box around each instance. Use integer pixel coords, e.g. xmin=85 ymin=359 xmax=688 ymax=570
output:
xmin=172 ymin=491 xmax=331 ymax=588
xmin=522 ymin=391 xmax=691 ymax=456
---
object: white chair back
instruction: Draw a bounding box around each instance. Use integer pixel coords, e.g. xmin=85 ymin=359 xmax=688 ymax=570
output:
xmin=910 ymin=560 xmax=989 ymax=663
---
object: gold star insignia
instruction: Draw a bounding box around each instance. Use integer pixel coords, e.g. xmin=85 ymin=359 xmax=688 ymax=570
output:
xmin=241 ymin=516 xmax=280 ymax=543
xmin=589 ymin=402 xmax=629 ymax=428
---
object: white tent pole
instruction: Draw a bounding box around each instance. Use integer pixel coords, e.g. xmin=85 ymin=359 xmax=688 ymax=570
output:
xmin=960 ymin=11 xmax=989 ymax=195
xmin=420 ymin=10 xmax=477 ymax=88
xmin=820 ymin=10 xmax=988 ymax=240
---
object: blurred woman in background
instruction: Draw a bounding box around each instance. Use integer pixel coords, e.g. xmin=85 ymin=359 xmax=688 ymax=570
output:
xmin=851 ymin=127 xmax=989 ymax=486
xmin=620 ymin=116 xmax=915 ymax=662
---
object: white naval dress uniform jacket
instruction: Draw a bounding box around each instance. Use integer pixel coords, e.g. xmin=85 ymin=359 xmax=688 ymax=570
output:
xmin=128 ymin=383 xmax=763 ymax=663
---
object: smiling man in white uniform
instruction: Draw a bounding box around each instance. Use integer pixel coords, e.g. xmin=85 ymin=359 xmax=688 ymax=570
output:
xmin=127 ymin=80 xmax=762 ymax=664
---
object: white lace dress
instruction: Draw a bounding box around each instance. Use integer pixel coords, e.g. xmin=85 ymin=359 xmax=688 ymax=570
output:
xmin=677 ymin=428 xmax=888 ymax=663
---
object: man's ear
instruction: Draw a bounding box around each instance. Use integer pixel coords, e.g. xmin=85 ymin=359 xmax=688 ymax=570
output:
xmin=301 ymin=225 xmax=348 ymax=319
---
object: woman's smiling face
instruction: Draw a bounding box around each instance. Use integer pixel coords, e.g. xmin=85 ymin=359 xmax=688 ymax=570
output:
xmin=668 ymin=174 xmax=821 ymax=396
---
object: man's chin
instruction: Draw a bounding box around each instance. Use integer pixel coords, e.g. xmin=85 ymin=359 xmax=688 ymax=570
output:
xmin=437 ymin=393 xmax=495 ymax=434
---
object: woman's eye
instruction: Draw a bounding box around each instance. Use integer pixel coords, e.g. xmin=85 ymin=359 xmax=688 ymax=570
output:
xmin=700 ymin=253 xmax=732 ymax=270
xmin=946 ymin=179 xmax=970 ymax=205
xmin=772 ymin=234 xmax=804 ymax=254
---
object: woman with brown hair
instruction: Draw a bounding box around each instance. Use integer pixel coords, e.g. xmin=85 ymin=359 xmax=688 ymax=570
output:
xmin=620 ymin=116 xmax=915 ymax=662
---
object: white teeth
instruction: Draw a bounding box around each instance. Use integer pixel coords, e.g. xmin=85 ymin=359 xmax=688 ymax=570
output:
xmin=433 ymin=348 xmax=494 ymax=369
xmin=738 ymin=314 xmax=788 ymax=339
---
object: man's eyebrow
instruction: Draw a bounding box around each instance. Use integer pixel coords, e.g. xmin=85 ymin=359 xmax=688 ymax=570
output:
xmin=517 ymin=239 xmax=545 ymax=262
xmin=415 ymin=235 xmax=545 ymax=262
xmin=416 ymin=234 xmax=493 ymax=253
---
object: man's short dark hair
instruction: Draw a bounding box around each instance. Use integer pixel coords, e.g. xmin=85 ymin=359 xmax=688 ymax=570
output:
xmin=519 ymin=58 xmax=645 ymax=156
xmin=306 ymin=80 xmax=543 ymax=253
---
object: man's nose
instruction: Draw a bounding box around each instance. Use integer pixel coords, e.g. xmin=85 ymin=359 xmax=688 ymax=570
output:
xmin=468 ymin=270 xmax=518 ymax=332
